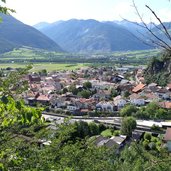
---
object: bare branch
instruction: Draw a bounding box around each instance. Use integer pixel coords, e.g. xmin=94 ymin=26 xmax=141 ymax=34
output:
xmin=132 ymin=0 xmax=171 ymax=51
xmin=145 ymin=5 xmax=171 ymax=41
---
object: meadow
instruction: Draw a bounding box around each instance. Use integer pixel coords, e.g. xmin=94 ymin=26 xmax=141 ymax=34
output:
xmin=0 ymin=63 xmax=89 ymax=72
xmin=0 ymin=47 xmax=161 ymax=71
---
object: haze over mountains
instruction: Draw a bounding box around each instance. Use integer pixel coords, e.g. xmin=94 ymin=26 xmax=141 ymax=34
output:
xmin=0 ymin=13 xmax=63 ymax=53
xmin=34 ymin=19 xmax=151 ymax=53
xmin=1 ymin=13 xmax=170 ymax=54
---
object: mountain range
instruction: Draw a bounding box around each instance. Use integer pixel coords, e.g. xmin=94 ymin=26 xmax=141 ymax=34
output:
xmin=1 ymin=13 xmax=170 ymax=54
xmin=34 ymin=19 xmax=151 ymax=53
xmin=0 ymin=13 xmax=63 ymax=53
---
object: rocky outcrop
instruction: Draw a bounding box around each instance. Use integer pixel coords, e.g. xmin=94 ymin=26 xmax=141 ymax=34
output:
xmin=144 ymin=53 xmax=171 ymax=86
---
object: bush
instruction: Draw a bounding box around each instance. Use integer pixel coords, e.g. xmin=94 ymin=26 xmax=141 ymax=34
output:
xmin=113 ymin=130 xmax=120 ymax=136
xmin=143 ymin=139 xmax=150 ymax=150
xmin=151 ymin=124 xmax=161 ymax=131
xmin=120 ymin=105 xmax=137 ymax=117
xmin=144 ymin=133 xmax=151 ymax=141
xmin=121 ymin=117 xmax=137 ymax=136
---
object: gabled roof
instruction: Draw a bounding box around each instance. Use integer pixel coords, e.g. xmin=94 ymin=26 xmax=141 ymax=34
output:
xmin=36 ymin=95 xmax=50 ymax=101
xmin=94 ymin=135 xmax=108 ymax=146
xmin=110 ymin=135 xmax=127 ymax=145
xmin=105 ymin=139 xmax=118 ymax=148
xmin=129 ymin=93 xmax=144 ymax=100
xmin=164 ymin=128 xmax=171 ymax=141
xmin=132 ymin=84 xmax=146 ymax=93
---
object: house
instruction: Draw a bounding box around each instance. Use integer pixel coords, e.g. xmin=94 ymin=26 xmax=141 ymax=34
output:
xmin=78 ymin=98 xmax=96 ymax=110
xmin=67 ymin=104 xmax=79 ymax=111
xmin=41 ymin=86 xmax=56 ymax=94
xmin=93 ymin=90 xmax=111 ymax=100
xmin=158 ymin=101 xmax=171 ymax=109
xmin=24 ymin=91 xmax=39 ymax=106
xmin=106 ymin=135 xmax=127 ymax=149
xmin=30 ymin=83 xmax=41 ymax=92
xmin=96 ymin=101 xmax=116 ymax=112
xmin=144 ymin=93 xmax=159 ymax=103
xmin=129 ymin=93 xmax=145 ymax=106
xmin=113 ymin=96 xmax=127 ymax=109
xmin=163 ymin=127 xmax=171 ymax=151
xmin=94 ymin=135 xmax=108 ymax=147
xmin=156 ymin=88 xmax=170 ymax=100
xmin=111 ymin=75 xmax=124 ymax=83
xmin=36 ymin=94 xmax=50 ymax=105
xmin=50 ymin=96 xmax=67 ymax=109
xmin=132 ymin=84 xmax=146 ymax=93
xmin=28 ymin=75 xmax=41 ymax=83
xmin=117 ymin=83 xmax=134 ymax=94
xmin=94 ymin=135 xmax=127 ymax=149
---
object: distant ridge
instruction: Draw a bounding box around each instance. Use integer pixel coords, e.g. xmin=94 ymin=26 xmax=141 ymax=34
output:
xmin=34 ymin=19 xmax=151 ymax=53
xmin=0 ymin=13 xmax=63 ymax=53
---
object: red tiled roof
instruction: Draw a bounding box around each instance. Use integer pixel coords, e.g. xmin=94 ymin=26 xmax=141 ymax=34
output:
xmin=129 ymin=93 xmax=143 ymax=100
xmin=145 ymin=93 xmax=158 ymax=100
xmin=164 ymin=128 xmax=171 ymax=141
xmin=132 ymin=84 xmax=146 ymax=93
xmin=36 ymin=95 xmax=50 ymax=101
xmin=159 ymin=102 xmax=171 ymax=109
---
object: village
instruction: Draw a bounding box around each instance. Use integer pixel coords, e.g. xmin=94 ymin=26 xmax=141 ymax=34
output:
xmin=20 ymin=65 xmax=171 ymax=151
xmin=24 ymin=66 xmax=171 ymax=114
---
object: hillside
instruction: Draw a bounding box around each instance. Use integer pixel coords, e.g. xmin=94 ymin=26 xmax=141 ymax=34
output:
xmin=0 ymin=13 xmax=63 ymax=53
xmin=144 ymin=52 xmax=171 ymax=86
xmin=35 ymin=19 xmax=151 ymax=53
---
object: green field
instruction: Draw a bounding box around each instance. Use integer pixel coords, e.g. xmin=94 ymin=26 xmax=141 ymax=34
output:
xmin=0 ymin=47 xmax=162 ymax=66
xmin=0 ymin=63 xmax=89 ymax=72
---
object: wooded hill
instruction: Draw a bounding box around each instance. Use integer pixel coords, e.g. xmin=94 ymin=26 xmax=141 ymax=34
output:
xmin=0 ymin=13 xmax=63 ymax=53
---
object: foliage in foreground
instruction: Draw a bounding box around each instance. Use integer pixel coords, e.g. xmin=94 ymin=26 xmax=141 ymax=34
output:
xmin=0 ymin=96 xmax=171 ymax=171
xmin=0 ymin=66 xmax=171 ymax=170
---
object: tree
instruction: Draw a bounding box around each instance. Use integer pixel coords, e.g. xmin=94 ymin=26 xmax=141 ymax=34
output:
xmin=83 ymin=81 xmax=92 ymax=89
xmin=62 ymin=87 xmax=68 ymax=94
xmin=88 ymin=122 xmax=99 ymax=136
xmin=120 ymin=105 xmax=137 ymax=117
xmin=39 ymin=69 xmax=47 ymax=76
xmin=121 ymin=117 xmax=136 ymax=136
xmin=78 ymin=90 xmax=91 ymax=99
xmin=144 ymin=132 xmax=151 ymax=141
xmin=0 ymin=65 xmax=32 ymax=97
xmin=110 ymin=88 xmax=118 ymax=98
xmin=0 ymin=0 xmax=15 ymax=17
xmin=124 ymin=90 xmax=130 ymax=98
xmin=68 ymin=84 xmax=78 ymax=95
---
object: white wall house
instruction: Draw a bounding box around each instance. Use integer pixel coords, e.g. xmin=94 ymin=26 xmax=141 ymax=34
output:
xmin=67 ymin=104 xmax=79 ymax=111
xmin=113 ymin=96 xmax=127 ymax=109
xmin=129 ymin=93 xmax=145 ymax=106
xmin=130 ymin=98 xmax=145 ymax=106
xmin=96 ymin=101 xmax=115 ymax=112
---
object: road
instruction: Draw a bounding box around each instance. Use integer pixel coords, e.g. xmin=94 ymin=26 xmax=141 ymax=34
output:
xmin=42 ymin=112 xmax=171 ymax=131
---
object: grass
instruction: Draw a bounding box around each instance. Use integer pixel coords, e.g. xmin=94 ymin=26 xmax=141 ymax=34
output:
xmin=0 ymin=63 xmax=89 ymax=72
xmin=0 ymin=47 xmax=161 ymax=66
xmin=101 ymin=129 xmax=113 ymax=137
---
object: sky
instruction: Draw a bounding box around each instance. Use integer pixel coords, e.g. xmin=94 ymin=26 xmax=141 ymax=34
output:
xmin=3 ymin=0 xmax=171 ymax=25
